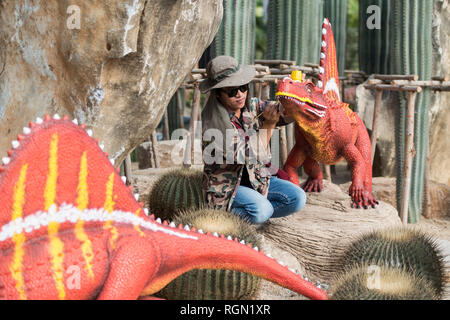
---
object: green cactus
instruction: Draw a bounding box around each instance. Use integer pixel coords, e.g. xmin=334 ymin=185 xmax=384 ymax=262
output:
xmin=324 ymin=0 xmax=348 ymax=76
xmin=330 ymin=264 xmax=437 ymax=300
xmin=340 ymin=227 xmax=445 ymax=297
xmin=389 ymin=0 xmax=432 ymax=223
xmin=266 ymin=0 xmax=324 ymax=65
xmin=358 ymin=0 xmax=391 ymax=74
xmin=148 ymin=169 xmax=204 ymax=221
xmin=209 ymin=0 xmax=256 ymax=64
xmin=156 ymin=207 xmax=262 ymax=300
xmin=166 ymin=88 xmax=185 ymax=137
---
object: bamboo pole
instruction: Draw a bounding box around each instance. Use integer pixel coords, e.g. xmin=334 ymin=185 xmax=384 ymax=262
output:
xmin=370 ymin=90 xmax=383 ymax=164
xmin=364 ymin=84 xmax=422 ymax=93
xmin=400 ymin=91 xmax=418 ymax=225
xmin=373 ymin=74 xmax=419 ymax=81
xmin=184 ymin=84 xmax=201 ymax=167
xmin=254 ymin=59 xmax=296 ymax=66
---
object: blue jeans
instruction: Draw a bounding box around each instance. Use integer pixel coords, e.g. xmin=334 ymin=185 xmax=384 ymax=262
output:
xmin=230 ymin=176 xmax=306 ymax=224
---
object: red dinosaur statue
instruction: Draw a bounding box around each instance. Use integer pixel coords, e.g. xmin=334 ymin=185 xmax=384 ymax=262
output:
xmin=0 ymin=115 xmax=328 ymax=300
xmin=276 ymin=18 xmax=378 ymax=209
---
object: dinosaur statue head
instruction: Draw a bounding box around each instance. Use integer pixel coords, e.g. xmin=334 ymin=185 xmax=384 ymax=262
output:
xmin=276 ymin=18 xmax=341 ymax=123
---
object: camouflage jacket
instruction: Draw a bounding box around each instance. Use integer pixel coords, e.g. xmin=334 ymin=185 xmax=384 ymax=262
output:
xmin=201 ymin=97 xmax=292 ymax=211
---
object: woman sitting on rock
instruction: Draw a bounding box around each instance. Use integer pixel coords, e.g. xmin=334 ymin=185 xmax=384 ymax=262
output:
xmin=200 ymin=55 xmax=306 ymax=224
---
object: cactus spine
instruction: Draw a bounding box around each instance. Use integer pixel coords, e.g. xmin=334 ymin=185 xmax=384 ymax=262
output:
xmin=148 ymin=169 xmax=204 ymax=221
xmin=324 ymin=0 xmax=348 ymax=76
xmin=266 ymin=0 xmax=324 ymax=65
xmin=390 ymin=0 xmax=432 ymax=223
xmin=210 ymin=0 xmax=256 ymax=64
xmin=156 ymin=208 xmax=262 ymax=300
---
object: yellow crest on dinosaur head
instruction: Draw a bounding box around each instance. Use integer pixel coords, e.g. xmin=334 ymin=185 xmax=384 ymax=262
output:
xmin=291 ymin=70 xmax=303 ymax=82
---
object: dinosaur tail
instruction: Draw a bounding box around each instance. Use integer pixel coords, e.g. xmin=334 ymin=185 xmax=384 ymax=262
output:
xmin=147 ymin=224 xmax=328 ymax=300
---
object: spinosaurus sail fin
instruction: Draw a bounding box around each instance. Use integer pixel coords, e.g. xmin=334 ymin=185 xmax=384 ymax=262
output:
xmin=0 ymin=115 xmax=146 ymax=228
xmin=318 ymin=18 xmax=341 ymax=103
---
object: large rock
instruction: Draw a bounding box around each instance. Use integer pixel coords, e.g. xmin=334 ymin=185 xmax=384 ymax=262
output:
xmin=0 ymin=0 xmax=222 ymax=166
xmin=258 ymin=180 xmax=402 ymax=286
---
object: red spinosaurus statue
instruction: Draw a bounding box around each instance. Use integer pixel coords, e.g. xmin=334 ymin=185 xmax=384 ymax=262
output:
xmin=276 ymin=18 xmax=378 ymax=209
xmin=0 ymin=115 xmax=328 ymax=300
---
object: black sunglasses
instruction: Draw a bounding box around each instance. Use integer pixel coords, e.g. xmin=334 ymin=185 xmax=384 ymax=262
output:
xmin=221 ymin=84 xmax=249 ymax=98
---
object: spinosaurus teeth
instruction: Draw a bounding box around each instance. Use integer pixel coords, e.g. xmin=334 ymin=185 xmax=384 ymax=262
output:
xmin=253 ymin=246 xmax=259 ymax=251
xmin=197 ymin=229 xmax=204 ymax=234
xmin=321 ymin=41 xmax=326 ymax=48
xmin=36 ymin=117 xmax=43 ymax=124
xmin=227 ymin=236 xmax=233 ymax=240
xmin=23 ymin=127 xmax=31 ymax=135
xmin=156 ymin=218 xmax=162 ymax=224
xmin=318 ymin=81 xmax=323 ymax=88
xmin=322 ymin=28 xmax=327 ymax=35
xmin=169 ymin=222 xmax=176 ymax=228
xmin=72 ymin=119 xmax=79 ymax=125
xmin=109 ymin=159 xmax=115 ymax=166
xmin=134 ymin=194 xmax=139 ymax=201
xmin=143 ymin=208 xmax=149 ymax=215
xmin=121 ymin=176 xmax=127 ymax=183
xmin=319 ymin=67 xmax=325 ymax=74
xmin=240 ymin=240 xmax=245 ymax=245
xmin=213 ymin=232 xmax=219 ymax=237
xmin=11 ymin=140 xmax=20 ymax=149
xmin=320 ymin=53 xmax=326 ymax=59
xmin=86 ymin=129 xmax=93 ymax=137
xmin=99 ymin=144 xmax=105 ymax=150
xmin=53 ymin=114 xmax=61 ymax=120
xmin=184 ymin=225 xmax=190 ymax=231
xmin=2 ymin=157 xmax=11 ymax=165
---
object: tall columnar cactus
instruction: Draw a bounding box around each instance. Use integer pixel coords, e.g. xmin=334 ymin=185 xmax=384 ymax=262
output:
xmin=266 ymin=0 xmax=324 ymax=65
xmin=323 ymin=0 xmax=348 ymax=76
xmin=156 ymin=207 xmax=262 ymax=300
xmin=390 ymin=0 xmax=432 ymax=224
xmin=166 ymin=88 xmax=185 ymax=137
xmin=358 ymin=0 xmax=391 ymax=74
xmin=148 ymin=169 xmax=204 ymax=220
xmin=209 ymin=0 xmax=256 ymax=64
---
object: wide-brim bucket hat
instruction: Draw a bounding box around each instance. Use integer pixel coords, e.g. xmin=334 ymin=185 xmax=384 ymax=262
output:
xmin=199 ymin=55 xmax=256 ymax=93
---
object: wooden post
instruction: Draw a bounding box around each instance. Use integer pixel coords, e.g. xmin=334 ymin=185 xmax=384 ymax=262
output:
xmin=176 ymin=89 xmax=185 ymax=129
xmin=400 ymin=91 xmax=418 ymax=225
xmin=370 ymin=89 xmax=383 ymax=164
xmin=279 ymin=126 xmax=288 ymax=166
xmin=184 ymin=84 xmax=201 ymax=167
xmin=322 ymin=165 xmax=332 ymax=181
xmin=163 ymin=109 xmax=170 ymax=140
xmin=124 ymin=154 xmax=132 ymax=182
xmin=150 ymin=132 xmax=160 ymax=168
xmin=261 ymin=83 xmax=271 ymax=100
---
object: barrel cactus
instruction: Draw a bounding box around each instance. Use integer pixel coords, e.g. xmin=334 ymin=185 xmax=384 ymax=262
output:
xmin=330 ymin=264 xmax=437 ymax=300
xmin=156 ymin=207 xmax=262 ymax=300
xmin=341 ymin=227 xmax=445 ymax=297
xmin=148 ymin=169 xmax=204 ymax=221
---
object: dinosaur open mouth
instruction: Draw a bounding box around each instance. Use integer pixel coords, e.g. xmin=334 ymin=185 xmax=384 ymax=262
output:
xmin=276 ymin=95 xmax=327 ymax=118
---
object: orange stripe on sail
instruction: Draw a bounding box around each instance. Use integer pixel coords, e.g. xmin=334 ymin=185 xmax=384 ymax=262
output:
xmin=104 ymin=173 xmax=119 ymax=249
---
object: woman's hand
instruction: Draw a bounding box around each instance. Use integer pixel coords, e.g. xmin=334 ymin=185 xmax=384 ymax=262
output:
xmin=262 ymin=102 xmax=282 ymax=126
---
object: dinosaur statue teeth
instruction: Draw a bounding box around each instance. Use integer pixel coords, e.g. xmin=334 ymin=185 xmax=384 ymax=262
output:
xmin=198 ymin=229 xmax=204 ymax=234
xmin=11 ymin=141 xmax=19 ymax=149
xmin=53 ymin=114 xmax=61 ymax=120
xmin=227 ymin=236 xmax=233 ymax=240
xmin=72 ymin=119 xmax=78 ymax=125
xmin=121 ymin=176 xmax=127 ymax=183
xmin=99 ymin=144 xmax=105 ymax=150
xmin=306 ymin=108 xmax=326 ymax=118
xmin=2 ymin=157 xmax=10 ymax=165
xmin=253 ymin=246 xmax=259 ymax=251
xmin=86 ymin=129 xmax=93 ymax=137
xmin=318 ymin=81 xmax=323 ymax=88
xmin=321 ymin=41 xmax=326 ymax=48
xmin=23 ymin=127 xmax=31 ymax=135
xmin=184 ymin=225 xmax=191 ymax=231
xmin=322 ymin=28 xmax=327 ymax=35
xmin=143 ymin=208 xmax=149 ymax=215
xmin=169 ymin=222 xmax=176 ymax=228
xmin=36 ymin=117 xmax=43 ymax=124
